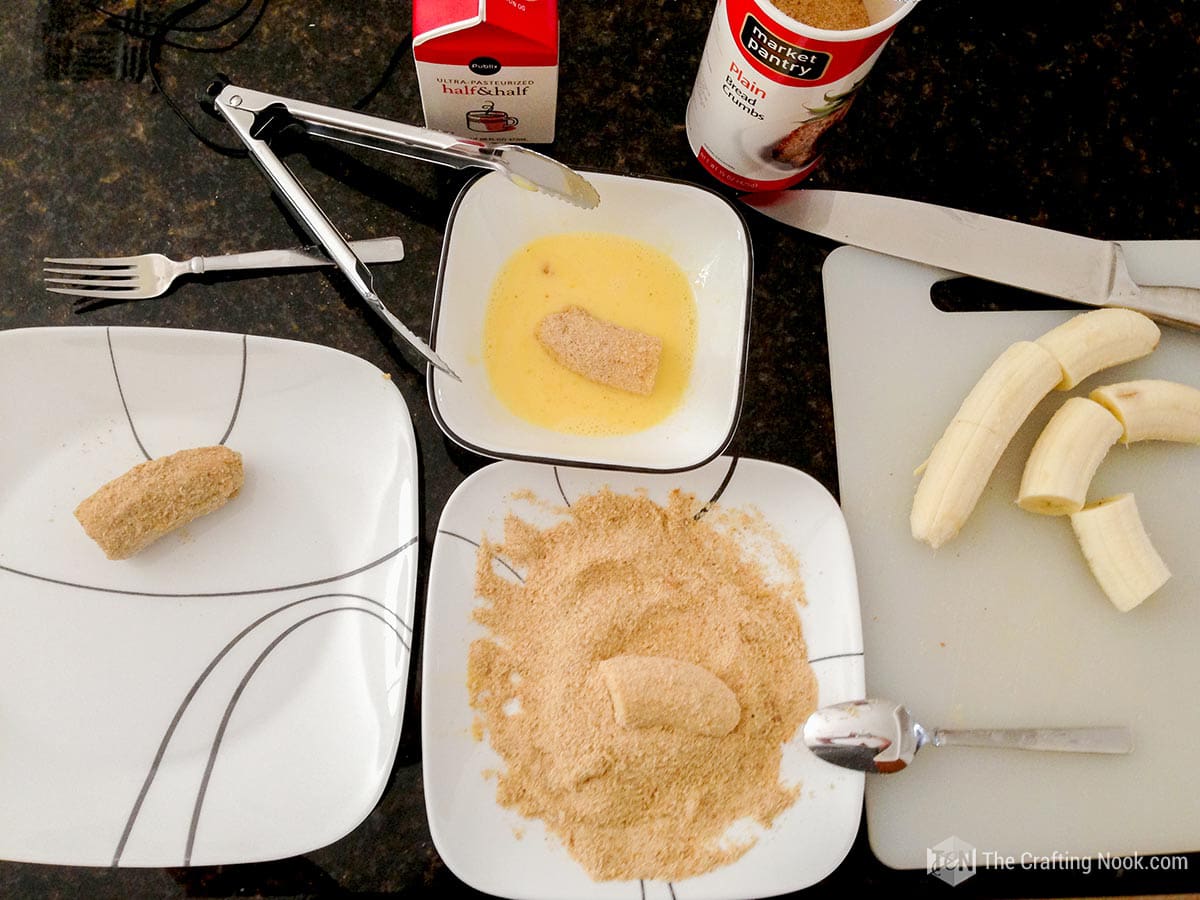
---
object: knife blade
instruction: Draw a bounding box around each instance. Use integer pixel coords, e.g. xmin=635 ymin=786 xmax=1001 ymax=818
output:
xmin=742 ymin=189 xmax=1200 ymax=330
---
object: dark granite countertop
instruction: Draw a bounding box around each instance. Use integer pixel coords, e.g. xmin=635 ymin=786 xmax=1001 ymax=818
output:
xmin=2 ymin=1 xmax=1198 ymax=897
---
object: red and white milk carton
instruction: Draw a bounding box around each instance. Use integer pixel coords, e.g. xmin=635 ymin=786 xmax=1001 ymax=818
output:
xmin=413 ymin=0 xmax=559 ymax=144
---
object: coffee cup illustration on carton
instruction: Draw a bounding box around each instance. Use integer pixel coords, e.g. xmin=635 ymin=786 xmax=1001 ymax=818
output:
xmin=466 ymin=102 xmax=519 ymax=133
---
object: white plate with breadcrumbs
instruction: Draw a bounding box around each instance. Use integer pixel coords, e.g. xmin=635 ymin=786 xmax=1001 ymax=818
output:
xmin=423 ymin=456 xmax=865 ymax=900
xmin=0 ymin=326 xmax=418 ymax=866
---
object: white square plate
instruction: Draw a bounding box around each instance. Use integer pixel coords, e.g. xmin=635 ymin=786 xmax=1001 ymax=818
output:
xmin=0 ymin=326 xmax=418 ymax=866
xmin=427 ymin=170 xmax=753 ymax=472
xmin=423 ymin=456 xmax=864 ymax=900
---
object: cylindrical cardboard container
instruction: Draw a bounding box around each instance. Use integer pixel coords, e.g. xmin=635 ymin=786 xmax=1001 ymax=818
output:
xmin=686 ymin=0 xmax=919 ymax=191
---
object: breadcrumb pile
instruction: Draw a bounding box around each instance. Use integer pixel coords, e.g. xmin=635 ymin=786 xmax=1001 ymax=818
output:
xmin=467 ymin=488 xmax=817 ymax=882
xmin=770 ymin=0 xmax=869 ymax=30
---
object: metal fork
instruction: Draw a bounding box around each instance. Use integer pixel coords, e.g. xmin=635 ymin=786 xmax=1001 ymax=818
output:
xmin=43 ymin=236 xmax=406 ymax=301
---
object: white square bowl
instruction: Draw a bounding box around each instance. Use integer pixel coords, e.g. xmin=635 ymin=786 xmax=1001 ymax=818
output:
xmin=427 ymin=170 xmax=753 ymax=472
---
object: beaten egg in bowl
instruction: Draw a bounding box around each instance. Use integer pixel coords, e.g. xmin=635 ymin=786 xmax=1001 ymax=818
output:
xmin=429 ymin=170 xmax=752 ymax=472
xmin=483 ymin=232 xmax=698 ymax=436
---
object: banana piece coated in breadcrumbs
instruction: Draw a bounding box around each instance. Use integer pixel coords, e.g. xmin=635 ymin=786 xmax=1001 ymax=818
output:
xmin=74 ymin=445 xmax=244 ymax=560
xmin=535 ymin=305 xmax=663 ymax=395
xmin=599 ymin=655 xmax=741 ymax=737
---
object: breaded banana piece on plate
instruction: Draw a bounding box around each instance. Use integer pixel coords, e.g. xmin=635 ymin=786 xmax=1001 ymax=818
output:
xmin=74 ymin=445 xmax=244 ymax=560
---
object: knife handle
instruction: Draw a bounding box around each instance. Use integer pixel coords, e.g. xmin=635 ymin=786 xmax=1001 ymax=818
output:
xmin=194 ymin=237 xmax=405 ymax=272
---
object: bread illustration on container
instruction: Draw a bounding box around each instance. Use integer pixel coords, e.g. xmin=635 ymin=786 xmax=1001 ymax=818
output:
xmin=772 ymin=79 xmax=862 ymax=168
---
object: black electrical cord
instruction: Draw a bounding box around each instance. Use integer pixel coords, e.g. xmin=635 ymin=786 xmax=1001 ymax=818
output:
xmin=156 ymin=0 xmax=269 ymax=55
xmin=89 ymin=0 xmax=259 ymax=50
xmin=352 ymin=30 xmax=413 ymax=110
xmin=88 ymin=0 xmax=412 ymax=157
xmin=147 ymin=0 xmax=264 ymax=156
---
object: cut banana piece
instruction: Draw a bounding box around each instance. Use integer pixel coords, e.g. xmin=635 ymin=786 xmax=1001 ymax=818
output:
xmin=598 ymin=655 xmax=741 ymax=737
xmin=1035 ymin=308 xmax=1160 ymax=391
xmin=1090 ymin=379 xmax=1200 ymax=444
xmin=912 ymin=341 xmax=1062 ymax=548
xmin=1018 ymin=397 xmax=1123 ymax=515
xmin=1070 ymin=493 xmax=1170 ymax=612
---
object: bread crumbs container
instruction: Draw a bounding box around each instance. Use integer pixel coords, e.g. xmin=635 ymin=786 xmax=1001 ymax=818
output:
xmin=413 ymin=0 xmax=558 ymax=145
xmin=686 ymin=0 xmax=920 ymax=191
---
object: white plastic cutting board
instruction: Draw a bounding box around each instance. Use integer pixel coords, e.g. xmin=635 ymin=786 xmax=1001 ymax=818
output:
xmin=824 ymin=243 xmax=1200 ymax=869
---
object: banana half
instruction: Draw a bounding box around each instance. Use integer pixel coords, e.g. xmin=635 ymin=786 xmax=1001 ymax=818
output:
xmin=911 ymin=341 xmax=1061 ymax=548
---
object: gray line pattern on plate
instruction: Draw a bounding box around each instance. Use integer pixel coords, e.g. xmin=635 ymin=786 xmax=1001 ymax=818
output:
xmin=112 ymin=589 xmax=414 ymax=866
xmin=553 ymin=466 xmax=571 ymax=507
xmin=185 ymin=605 xmax=409 ymax=865
xmin=551 ymin=456 xmax=740 ymax=514
xmin=216 ymin=332 xmax=248 ymax=446
xmin=808 ymin=651 xmax=865 ymax=664
xmin=637 ymin=878 xmax=678 ymax=898
xmin=106 ymin=326 xmax=151 ymax=461
xmin=106 ymin=327 xmax=248 ymax=461
xmin=437 ymin=529 xmax=525 ymax=583
xmin=0 ymin=538 xmax=416 ymax=597
xmin=692 ymin=456 xmax=739 ymax=521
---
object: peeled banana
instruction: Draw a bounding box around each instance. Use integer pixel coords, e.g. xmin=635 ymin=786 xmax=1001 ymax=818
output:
xmin=1035 ymin=308 xmax=1161 ymax=390
xmin=1017 ymin=397 xmax=1124 ymax=515
xmin=1069 ymin=493 xmax=1170 ymax=612
xmin=911 ymin=341 xmax=1062 ymax=548
xmin=1090 ymin=379 xmax=1200 ymax=444
xmin=912 ymin=307 xmax=1163 ymax=549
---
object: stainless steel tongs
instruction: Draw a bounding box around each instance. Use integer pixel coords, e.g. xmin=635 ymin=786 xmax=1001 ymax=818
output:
xmin=207 ymin=79 xmax=600 ymax=379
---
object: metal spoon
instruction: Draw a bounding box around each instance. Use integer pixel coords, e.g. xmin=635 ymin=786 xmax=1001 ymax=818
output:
xmin=803 ymin=699 xmax=1133 ymax=773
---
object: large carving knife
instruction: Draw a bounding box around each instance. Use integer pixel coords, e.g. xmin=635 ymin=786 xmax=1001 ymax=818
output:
xmin=742 ymin=189 xmax=1200 ymax=331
